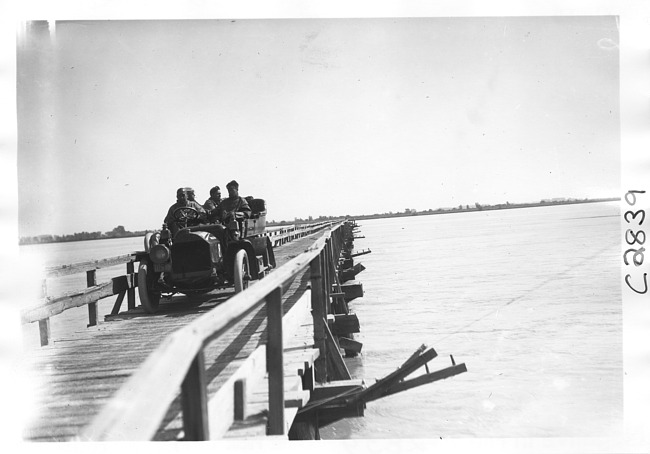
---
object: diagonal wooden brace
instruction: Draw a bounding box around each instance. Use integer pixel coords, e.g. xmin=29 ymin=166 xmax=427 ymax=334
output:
xmin=367 ymin=363 xmax=468 ymax=403
xmin=323 ymin=318 xmax=352 ymax=381
xmin=347 ymin=345 xmax=438 ymax=405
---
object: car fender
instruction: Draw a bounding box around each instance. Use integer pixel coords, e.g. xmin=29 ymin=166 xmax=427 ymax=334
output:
xmin=225 ymin=240 xmax=260 ymax=279
xmin=248 ymin=236 xmax=276 ymax=270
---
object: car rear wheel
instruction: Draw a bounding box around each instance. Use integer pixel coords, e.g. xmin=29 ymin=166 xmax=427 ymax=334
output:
xmin=233 ymin=249 xmax=250 ymax=293
xmin=265 ymin=239 xmax=276 ymax=270
xmin=259 ymin=241 xmax=274 ymax=278
xmin=138 ymin=262 xmax=161 ymax=313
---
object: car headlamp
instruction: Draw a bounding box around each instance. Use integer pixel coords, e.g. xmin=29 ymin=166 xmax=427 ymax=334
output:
xmin=149 ymin=232 xmax=161 ymax=249
xmin=150 ymin=244 xmax=171 ymax=264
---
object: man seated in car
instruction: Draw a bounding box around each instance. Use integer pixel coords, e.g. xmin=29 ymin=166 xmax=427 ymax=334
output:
xmin=184 ymin=187 xmax=197 ymax=202
xmin=203 ymin=185 xmax=223 ymax=223
xmin=217 ymin=180 xmax=252 ymax=223
xmin=164 ymin=187 xmax=207 ymax=235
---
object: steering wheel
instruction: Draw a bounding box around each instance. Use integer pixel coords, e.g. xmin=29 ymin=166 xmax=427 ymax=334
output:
xmin=172 ymin=206 xmax=200 ymax=227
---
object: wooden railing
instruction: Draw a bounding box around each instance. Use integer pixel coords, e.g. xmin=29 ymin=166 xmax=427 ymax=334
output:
xmin=79 ymin=221 xmax=348 ymax=440
xmin=20 ymin=254 xmax=139 ymax=346
xmin=20 ymin=221 xmax=333 ymax=347
xmin=265 ymin=221 xmax=334 ymax=247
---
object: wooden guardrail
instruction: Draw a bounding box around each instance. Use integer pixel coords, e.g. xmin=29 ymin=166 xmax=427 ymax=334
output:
xmin=265 ymin=221 xmax=334 ymax=247
xmin=21 ymin=254 xmax=139 ymax=346
xmin=21 ymin=221 xmax=333 ymax=347
xmin=79 ymin=221 xmax=348 ymax=440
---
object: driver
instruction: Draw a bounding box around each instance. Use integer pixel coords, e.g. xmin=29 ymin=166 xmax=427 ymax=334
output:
xmin=183 ymin=187 xmax=197 ymax=202
xmin=164 ymin=187 xmax=207 ymax=235
xmin=217 ymin=180 xmax=252 ymax=223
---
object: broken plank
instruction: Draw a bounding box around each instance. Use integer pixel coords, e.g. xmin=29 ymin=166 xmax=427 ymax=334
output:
xmin=379 ymin=363 xmax=468 ymax=400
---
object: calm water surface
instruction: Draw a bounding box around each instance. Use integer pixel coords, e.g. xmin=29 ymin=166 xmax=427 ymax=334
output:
xmin=323 ymin=202 xmax=622 ymax=439
xmin=19 ymin=204 xmax=623 ymax=438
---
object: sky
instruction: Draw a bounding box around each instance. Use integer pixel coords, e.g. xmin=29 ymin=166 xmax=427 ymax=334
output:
xmin=16 ymin=16 xmax=620 ymax=237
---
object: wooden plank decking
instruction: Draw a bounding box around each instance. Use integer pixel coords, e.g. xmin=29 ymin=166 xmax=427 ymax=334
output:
xmin=21 ymin=232 xmax=324 ymax=442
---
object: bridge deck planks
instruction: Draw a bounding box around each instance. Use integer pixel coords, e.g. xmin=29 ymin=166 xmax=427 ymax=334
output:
xmin=22 ymin=232 xmax=323 ymax=442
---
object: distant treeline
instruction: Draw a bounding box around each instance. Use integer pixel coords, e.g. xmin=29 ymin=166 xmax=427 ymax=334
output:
xmin=20 ymin=197 xmax=619 ymax=245
xmin=286 ymin=197 xmax=620 ymax=224
xmin=20 ymin=225 xmax=151 ymax=245
xmin=267 ymin=216 xmax=343 ymax=226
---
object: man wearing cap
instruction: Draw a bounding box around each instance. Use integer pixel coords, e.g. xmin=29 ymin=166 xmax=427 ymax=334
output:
xmin=217 ymin=180 xmax=251 ymax=223
xmin=164 ymin=187 xmax=207 ymax=235
xmin=184 ymin=187 xmax=197 ymax=203
xmin=203 ymin=185 xmax=222 ymax=223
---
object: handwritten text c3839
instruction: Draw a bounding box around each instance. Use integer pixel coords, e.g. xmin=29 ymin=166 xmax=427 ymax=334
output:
xmin=624 ymin=190 xmax=647 ymax=294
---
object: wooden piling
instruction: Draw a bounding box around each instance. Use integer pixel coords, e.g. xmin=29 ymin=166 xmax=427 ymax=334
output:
xmin=288 ymin=418 xmax=320 ymax=440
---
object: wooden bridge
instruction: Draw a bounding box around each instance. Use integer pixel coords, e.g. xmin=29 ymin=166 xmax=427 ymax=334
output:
xmin=20 ymin=221 xmax=466 ymax=441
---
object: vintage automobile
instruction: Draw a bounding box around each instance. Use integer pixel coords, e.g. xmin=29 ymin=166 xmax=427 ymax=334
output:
xmin=136 ymin=198 xmax=276 ymax=314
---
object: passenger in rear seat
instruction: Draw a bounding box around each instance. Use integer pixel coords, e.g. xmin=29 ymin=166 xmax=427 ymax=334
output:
xmin=203 ymin=185 xmax=223 ymax=223
xmin=217 ymin=180 xmax=252 ymax=223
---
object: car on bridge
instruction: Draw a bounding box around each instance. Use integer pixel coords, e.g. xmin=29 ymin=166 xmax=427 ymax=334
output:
xmin=136 ymin=198 xmax=276 ymax=313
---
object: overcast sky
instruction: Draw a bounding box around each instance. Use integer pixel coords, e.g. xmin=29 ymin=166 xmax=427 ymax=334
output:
xmin=17 ymin=16 xmax=620 ymax=237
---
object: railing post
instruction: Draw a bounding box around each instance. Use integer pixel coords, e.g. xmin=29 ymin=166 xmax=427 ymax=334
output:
xmin=234 ymin=379 xmax=246 ymax=421
xmin=87 ymin=270 xmax=97 ymax=327
xmin=333 ymin=226 xmax=342 ymax=261
xmin=327 ymin=239 xmax=336 ymax=286
xmin=310 ymin=253 xmax=327 ymax=383
xmin=181 ymin=350 xmax=209 ymax=440
xmin=324 ymin=242 xmax=332 ymax=316
xmin=41 ymin=278 xmax=47 ymax=299
xmin=38 ymin=279 xmax=50 ymax=346
xmin=266 ymin=287 xmax=284 ymax=435
xmin=127 ymin=261 xmax=135 ymax=310
xmin=38 ymin=319 xmax=50 ymax=346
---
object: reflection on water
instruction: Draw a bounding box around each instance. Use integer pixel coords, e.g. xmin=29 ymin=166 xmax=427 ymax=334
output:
xmin=321 ymin=202 xmax=622 ymax=439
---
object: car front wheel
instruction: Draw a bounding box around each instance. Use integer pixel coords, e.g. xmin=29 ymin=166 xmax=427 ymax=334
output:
xmin=233 ymin=249 xmax=250 ymax=293
xmin=138 ymin=262 xmax=161 ymax=313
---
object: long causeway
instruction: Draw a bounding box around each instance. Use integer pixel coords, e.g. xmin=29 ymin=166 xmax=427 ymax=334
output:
xmin=22 ymin=232 xmax=322 ymax=441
